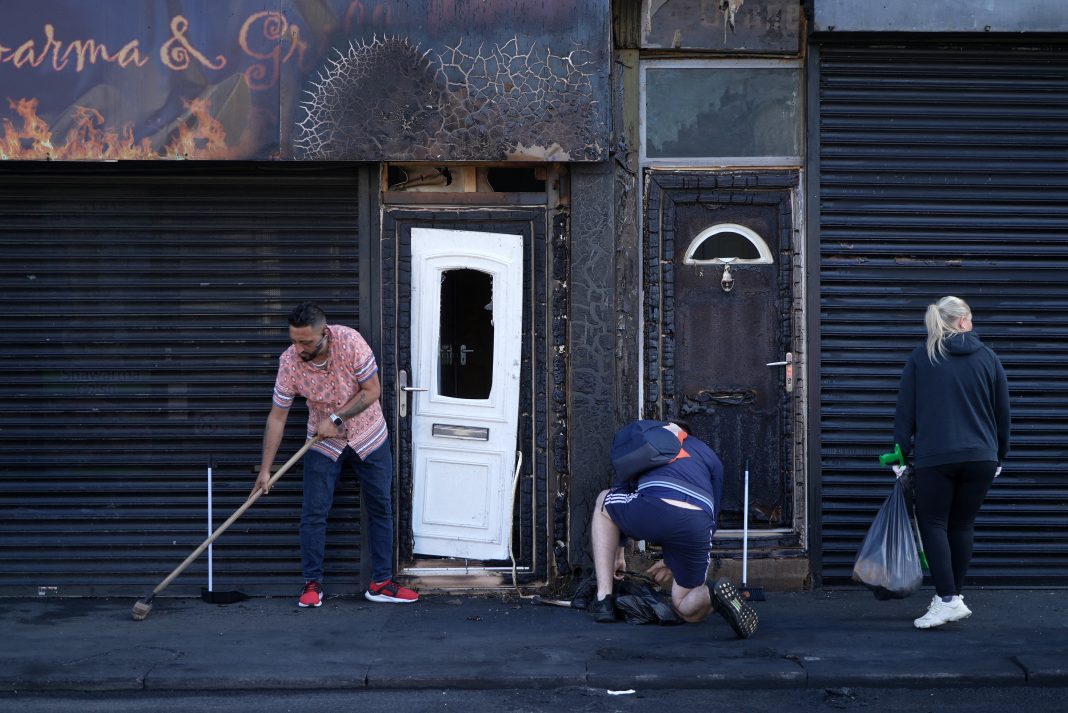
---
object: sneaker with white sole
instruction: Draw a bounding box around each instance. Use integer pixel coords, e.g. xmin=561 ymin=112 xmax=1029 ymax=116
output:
xmin=365 ymin=578 xmax=419 ymax=603
xmin=297 ymin=580 xmax=323 ymax=608
xmin=914 ymin=595 xmax=971 ymax=629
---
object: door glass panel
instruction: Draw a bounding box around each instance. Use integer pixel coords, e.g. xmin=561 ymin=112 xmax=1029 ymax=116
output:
xmin=438 ymin=269 xmax=494 ymax=399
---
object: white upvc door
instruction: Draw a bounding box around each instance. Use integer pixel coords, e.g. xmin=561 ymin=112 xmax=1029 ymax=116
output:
xmin=409 ymin=228 xmax=523 ymax=559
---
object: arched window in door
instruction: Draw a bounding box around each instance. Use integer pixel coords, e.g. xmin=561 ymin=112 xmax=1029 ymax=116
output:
xmin=683 ymin=223 xmax=774 ymax=264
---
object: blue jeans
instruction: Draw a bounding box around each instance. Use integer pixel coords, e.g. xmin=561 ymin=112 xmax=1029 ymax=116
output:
xmin=301 ymin=439 xmax=394 ymax=583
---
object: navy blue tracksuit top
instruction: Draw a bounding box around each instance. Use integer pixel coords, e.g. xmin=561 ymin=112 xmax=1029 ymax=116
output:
xmin=894 ymin=331 xmax=1010 ymax=469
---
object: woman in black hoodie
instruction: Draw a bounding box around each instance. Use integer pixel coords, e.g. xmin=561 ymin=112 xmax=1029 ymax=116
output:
xmin=894 ymin=296 xmax=1010 ymax=630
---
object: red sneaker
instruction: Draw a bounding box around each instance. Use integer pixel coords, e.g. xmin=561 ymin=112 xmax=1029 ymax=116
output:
xmin=298 ymin=580 xmax=323 ymax=608
xmin=365 ymin=578 xmax=418 ymax=603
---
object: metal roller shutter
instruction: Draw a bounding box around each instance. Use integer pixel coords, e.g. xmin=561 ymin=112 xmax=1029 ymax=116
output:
xmin=818 ymin=41 xmax=1068 ymax=585
xmin=0 ymin=162 xmax=364 ymax=596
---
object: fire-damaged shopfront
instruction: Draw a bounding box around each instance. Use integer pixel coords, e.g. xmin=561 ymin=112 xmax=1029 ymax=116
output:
xmin=2 ymin=1 xmax=1066 ymax=599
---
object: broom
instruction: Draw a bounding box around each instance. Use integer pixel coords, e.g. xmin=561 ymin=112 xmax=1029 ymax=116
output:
xmin=131 ymin=438 xmax=318 ymax=620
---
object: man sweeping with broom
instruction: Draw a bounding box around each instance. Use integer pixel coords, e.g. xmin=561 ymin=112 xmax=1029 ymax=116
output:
xmin=588 ymin=419 xmax=758 ymax=638
xmin=131 ymin=303 xmax=413 ymax=621
xmin=254 ymin=302 xmax=418 ymax=608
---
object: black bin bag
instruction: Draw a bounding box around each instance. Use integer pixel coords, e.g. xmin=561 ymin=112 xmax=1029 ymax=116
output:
xmin=852 ymin=477 xmax=923 ymax=600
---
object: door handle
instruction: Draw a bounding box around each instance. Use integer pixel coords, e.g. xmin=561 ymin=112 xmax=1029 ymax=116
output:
xmin=398 ymin=370 xmax=428 ymax=418
xmin=766 ymin=352 xmax=794 ymax=393
xmin=459 ymin=344 xmax=474 ymax=366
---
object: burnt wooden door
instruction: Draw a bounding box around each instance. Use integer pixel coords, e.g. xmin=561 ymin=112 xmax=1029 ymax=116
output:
xmin=644 ymin=171 xmax=797 ymax=530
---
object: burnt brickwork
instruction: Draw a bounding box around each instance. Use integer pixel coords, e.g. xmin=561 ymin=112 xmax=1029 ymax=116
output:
xmin=567 ymin=163 xmax=618 ymax=571
xmin=295 ymin=36 xmax=608 ymax=162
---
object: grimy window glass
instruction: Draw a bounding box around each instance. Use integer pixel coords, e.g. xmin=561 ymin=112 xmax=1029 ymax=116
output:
xmin=438 ymin=268 xmax=494 ymax=399
xmin=645 ymin=66 xmax=801 ymax=158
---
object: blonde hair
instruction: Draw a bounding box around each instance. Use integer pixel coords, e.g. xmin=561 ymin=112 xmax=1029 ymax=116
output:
xmin=925 ymin=296 xmax=971 ymax=363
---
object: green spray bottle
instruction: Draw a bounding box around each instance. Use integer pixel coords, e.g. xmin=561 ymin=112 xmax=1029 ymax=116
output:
xmin=878 ymin=443 xmax=904 ymax=468
xmin=879 ymin=443 xmax=929 ymax=571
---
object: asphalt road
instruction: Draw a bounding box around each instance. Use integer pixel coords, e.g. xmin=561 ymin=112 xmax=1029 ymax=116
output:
xmin=3 ymin=686 xmax=1066 ymax=713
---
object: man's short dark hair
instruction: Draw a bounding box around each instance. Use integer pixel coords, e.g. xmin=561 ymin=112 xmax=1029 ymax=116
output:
xmin=288 ymin=302 xmax=327 ymax=328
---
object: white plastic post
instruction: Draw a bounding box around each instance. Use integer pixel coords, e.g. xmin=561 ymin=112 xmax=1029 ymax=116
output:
xmin=207 ymin=458 xmax=213 ymax=593
xmin=742 ymin=460 xmax=750 ymax=585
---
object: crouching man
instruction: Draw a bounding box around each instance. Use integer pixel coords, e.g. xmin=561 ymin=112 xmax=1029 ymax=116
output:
xmin=589 ymin=420 xmax=758 ymax=638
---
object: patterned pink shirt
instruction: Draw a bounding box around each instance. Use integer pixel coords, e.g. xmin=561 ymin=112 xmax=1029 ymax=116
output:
xmin=272 ymin=324 xmax=388 ymax=461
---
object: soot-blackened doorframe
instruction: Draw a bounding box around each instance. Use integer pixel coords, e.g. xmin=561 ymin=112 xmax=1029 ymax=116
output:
xmin=380 ymin=208 xmax=550 ymax=580
xmin=644 ymin=170 xmax=799 ymax=543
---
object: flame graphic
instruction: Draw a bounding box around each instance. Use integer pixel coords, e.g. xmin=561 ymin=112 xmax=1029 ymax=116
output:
xmin=1 ymin=96 xmax=241 ymax=160
xmin=164 ymin=97 xmax=232 ymax=159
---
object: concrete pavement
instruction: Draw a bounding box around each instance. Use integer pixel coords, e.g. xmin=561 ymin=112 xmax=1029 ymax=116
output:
xmin=1 ymin=588 xmax=1066 ymax=693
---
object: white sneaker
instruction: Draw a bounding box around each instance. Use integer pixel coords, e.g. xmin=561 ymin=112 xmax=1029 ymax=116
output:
xmin=914 ymin=595 xmax=972 ymax=629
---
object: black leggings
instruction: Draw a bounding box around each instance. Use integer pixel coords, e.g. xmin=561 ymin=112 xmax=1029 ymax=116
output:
xmin=914 ymin=461 xmax=997 ymax=598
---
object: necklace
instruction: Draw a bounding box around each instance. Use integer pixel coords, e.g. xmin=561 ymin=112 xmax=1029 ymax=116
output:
xmin=312 ymin=357 xmax=329 ymax=368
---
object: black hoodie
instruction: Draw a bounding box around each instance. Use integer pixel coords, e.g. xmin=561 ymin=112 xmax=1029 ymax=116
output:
xmin=894 ymin=331 xmax=1010 ymax=469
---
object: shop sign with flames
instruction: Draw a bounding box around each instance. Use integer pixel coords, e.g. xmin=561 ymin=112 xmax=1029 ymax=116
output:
xmin=1 ymin=97 xmax=243 ymax=161
xmin=0 ymin=0 xmax=610 ymax=162
xmin=0 ymin=3 xmax=308 ymax=161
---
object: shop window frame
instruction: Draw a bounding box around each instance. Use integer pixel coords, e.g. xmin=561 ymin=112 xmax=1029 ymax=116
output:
xmin=639 ymin=58 xmax=803 ymax=167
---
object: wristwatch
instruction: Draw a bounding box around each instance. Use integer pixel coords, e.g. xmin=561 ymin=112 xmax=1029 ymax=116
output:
xmin=329 ymin=413 xmax=344 ymax=428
